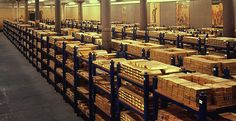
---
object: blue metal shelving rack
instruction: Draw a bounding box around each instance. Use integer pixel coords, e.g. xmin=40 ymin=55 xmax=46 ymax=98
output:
xmin=116 ymin=63 xmax=153 ymax=121
xmin=89 ymin=54 xmax=117 ymax=121
xmin=152 ymin=76 xmax=236 ymax=121
xmin=3 ymin=20 xmax=236 ymax=121
xmin=61 ymin=42 xmax=92 ymax=120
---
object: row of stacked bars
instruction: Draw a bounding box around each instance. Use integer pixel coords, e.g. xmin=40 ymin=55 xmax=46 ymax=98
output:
xmin=34 ymin=19 xmax=235 ymax=53
xmin=31 ymin=19 xmax=236 ymax=59
xmin=110 ymin=38 xmax=236 ymax=78
xmin=3 ymin=19 xmax=236 ymax=121
xmin=112 ymin=24 xmax=236 ymax=59
xmin=158 ymin=73 xmax=236 ymax=108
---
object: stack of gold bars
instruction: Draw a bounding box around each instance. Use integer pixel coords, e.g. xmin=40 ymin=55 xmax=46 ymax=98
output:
xmin=120 ymin=59 xmax=181 ymax=85
xmin=182 ymin=35 xmax=215 ymax=44
xmin=95 ymin=94 xmax=111 ymax=116
xmin=74 ymin=32 xmax=84 ymax=41
xmin=119 ymin=59 xmax=181 ymax=113
xmin=164 ymin=31 xmax=192 ymax=41
xmin=96 ymin=114 xmax=105 ymax=121
xmin=66 ymin=73 xmax=74 ymax=86
xmin=127 ymin=43 xmax=165 ymax=57
xmin=157 ymin=105 xmax=194 ymax=121
xmin=66 ymin=88 xmax=74 ymax=101
xmin=184 ymin=55 xmax=236 ymax=76
xmin=83 ymin=32 xmax=101 ymax=43
xmin=121 ymin=111 xmax=143 ymax=121
xmin=206 ymin=37 xmax=236 ymax=48
xmin=49 ymin=36 xmax=75 ymax=45
xmin=93 ymin=58 xmax=127 ymax=70
xmin=150 ymin=48 xmax=196 ymax=65
xmin=119 ymin=86 xmax=152 ymax=112
xmin=111 ymin=39 xmax=142 ymax=51
xmin=65 ymin=43 xmax=98 ymax=55
xmin=61 ymin=28 xmax=80 ymax=36
xmin=157 ymin=73 xmax=236 ymax=109
xmin=77 ymin=100 xmax=89 ymax=117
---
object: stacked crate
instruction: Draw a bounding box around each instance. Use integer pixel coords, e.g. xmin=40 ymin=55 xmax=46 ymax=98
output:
xmin=150 ymin=48 xmax=196 ymax=65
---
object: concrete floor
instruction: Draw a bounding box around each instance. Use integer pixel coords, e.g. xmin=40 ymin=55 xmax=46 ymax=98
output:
xmin=0 ymin=32 xmax=83 ymax=121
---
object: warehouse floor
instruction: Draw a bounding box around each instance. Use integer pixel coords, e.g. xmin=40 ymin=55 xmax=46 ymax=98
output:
xmin=0 ymin=32 xmax=83 ymax=121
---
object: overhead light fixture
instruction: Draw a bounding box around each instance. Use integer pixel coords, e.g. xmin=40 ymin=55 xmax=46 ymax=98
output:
xmin=67 ymin=2 xmax=77 ymax=5
xmin=148 ymin=0 xmax=180 ymax=2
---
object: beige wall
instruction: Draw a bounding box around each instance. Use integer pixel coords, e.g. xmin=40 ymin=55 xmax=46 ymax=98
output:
xmin=234 ymin=0 xmax=236 ymax=33
xmin=189 ymin=0 xmax=212 ymax=28
xmin=0 ymin=7 xmax=25 ymax=30
xmin=0 ymin=1 xmax=236 ymax=34
xmin=41 ymin=6 xmax=55 ymax=19
xmin=160 ymin=2 xmax=176 ymax=26
xmin=66 ymin=6 xmax=78 ymax=19
xmin=83 ymin=5 xmax=100 ymax=21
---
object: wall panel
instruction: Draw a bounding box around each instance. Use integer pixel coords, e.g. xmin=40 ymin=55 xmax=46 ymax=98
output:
xmin=189 ymin=0 xmax=212 ymax=28
xmin=160 ymin=2 xmax=176 ymax=26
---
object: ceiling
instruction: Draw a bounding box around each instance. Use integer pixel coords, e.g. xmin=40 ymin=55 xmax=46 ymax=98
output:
xmin=0 ymin=0 xmax=15 ymax=3
xmin=0 ymin=0 xmax=189 ymax=6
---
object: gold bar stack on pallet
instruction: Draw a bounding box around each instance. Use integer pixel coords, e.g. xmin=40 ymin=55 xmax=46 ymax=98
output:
xmin=127 ymin=43 xmax=165 ymax=57
xmin=61 ymin=28 xmax=80 ymax=36
xmin=184 ymin=55 xmax=236 ymax=76
xmin=150 ymin=48 xmax=196 ymax=65
xmin=111 ymin=39 xmax=142 ymax=51
xmin=119 ymin=59 xmax=181 ymax=112
xmin=157 ymin=73 xmax=236 ymax=110
xmin=206 ymin=37 xmax=236 ymax=48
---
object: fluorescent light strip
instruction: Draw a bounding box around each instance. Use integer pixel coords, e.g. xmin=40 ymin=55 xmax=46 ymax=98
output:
xmin=81 ymin=0 xmax=180 ymax=7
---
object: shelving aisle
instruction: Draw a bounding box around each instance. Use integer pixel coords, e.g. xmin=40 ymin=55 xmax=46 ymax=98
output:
xmin=0 ymin=32 xmax=83 ymax=121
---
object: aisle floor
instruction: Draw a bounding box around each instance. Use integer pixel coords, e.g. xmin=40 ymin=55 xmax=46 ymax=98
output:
xmin=0 ymin=32 xmax=83 ymax=121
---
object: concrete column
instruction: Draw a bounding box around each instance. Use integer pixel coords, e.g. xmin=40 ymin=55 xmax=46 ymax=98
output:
xmin=61 ymin=4 xmax=66 ymax=20
xmin=97 ymin=0 xmax=102 ymax=23
xmin=16 ymin=1 xmax=20 ymax=23
xmin=77 ymin=1 xmax=84 ymax=22
xmin=222 ymin=0 xmax=235 ymax=37
xmin=140 ymin=0 xmax=147 ymax=30
xmin=55 ymin=0 xmax=61 ymax=34
xmin=99 ymin=0 xmax=102 ymax=24
xmin=50 ymin=5 xmax=54 ymax=19
xmin=12 ymin=3 xmax=15 ymax=21
xmin=35 ymin=0 xmax=40 ymax=27
xmin=101 ymin=0 xmax=111 ymax=52
xmin=25 ymin=0 xmax=29 ymax=23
